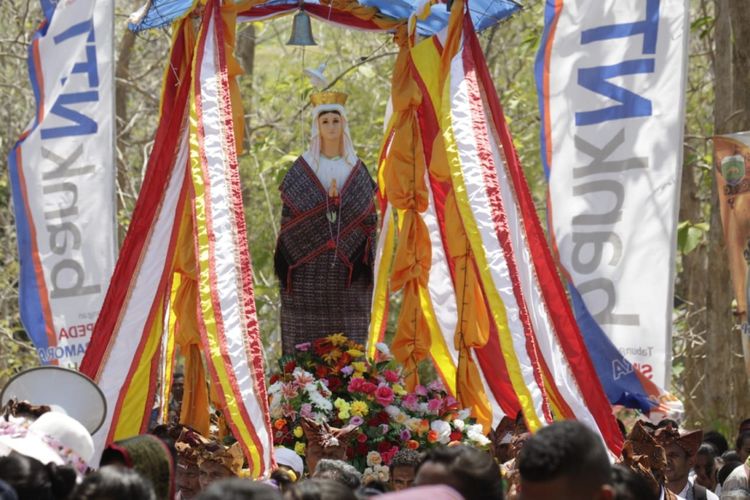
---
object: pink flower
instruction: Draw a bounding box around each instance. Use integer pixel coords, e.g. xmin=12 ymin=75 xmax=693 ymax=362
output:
xmin=400 ymin=429 xmax=412 ymax=441
xmin=348 ymin=377 xmax=366 ymax=393
xmin=374 ymin=385 xmax=395 ymax=406
xmin=414 ymin=385 xmax=428 ymax=397
xmin=383 ymin=370 xmax=400 ymax=383
xmin=427 ymin=379 xmax=445 ymax=393
xmin=281 ymin=403 xmax=297 ymax=419
xmin=281 ymin=383 xmax=299 ymax=399
xmin=427 ymin=398 xmax=442 ymax=415
xmin=295 ymin=342 xmax=311 ymax=352
xmin=403 ymin=394 xmax=419 ymax=412
xmin=300 ymin=403 xmax=313 ymax=419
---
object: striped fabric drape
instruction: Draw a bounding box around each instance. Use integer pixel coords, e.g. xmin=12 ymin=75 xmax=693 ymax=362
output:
xmin=368 ymin=0 xmax=623 ymax=454
xmin=80 ymin=0 xmax=273 ymax=475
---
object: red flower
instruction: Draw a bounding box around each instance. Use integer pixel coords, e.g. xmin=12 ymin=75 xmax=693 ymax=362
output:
xmin=326 ymin=376 xmax=342 ymax=391
xmin=356 ymin=442 xmax=368 ymax=455
xmin=383 ymin=370 xmax=400 ymax=383
xmin=450 ymin=431 xmax=463 ymax=442
xmin=361 ymin=382 xmax=378 ymax=394
xmin=316 ymin=365 xmax=329 ymax=378
xmin=348 ymin=377 xmax=366 ymax=393
xmin=283 ymin=360 xmax=297 ymax=373
xmin=357 ymin=433 xmax=368 ymax=443
xmin=374 ymin=384 xmax=394 ymax=406
xmin=269 ymin=374 xmax=280 ymax=385
xmin=377 ymin=441 xmax=395 ymax=453
xmin=427 ymin=430 xmax=439 ymax=443
xmin=381 ymin=446 xmax=398 ymax=465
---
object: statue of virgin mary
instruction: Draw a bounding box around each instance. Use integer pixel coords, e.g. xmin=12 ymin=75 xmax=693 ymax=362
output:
xmin=274 ymin=91 xmax=377 ymax=355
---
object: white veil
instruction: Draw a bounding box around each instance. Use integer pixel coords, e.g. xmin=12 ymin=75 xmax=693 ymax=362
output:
xmin=303 ymin=103 xmax=358 ymax=168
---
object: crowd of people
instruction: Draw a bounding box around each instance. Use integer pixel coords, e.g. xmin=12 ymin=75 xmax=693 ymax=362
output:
xmin=1 ymin=395 xmax=750 ymax=499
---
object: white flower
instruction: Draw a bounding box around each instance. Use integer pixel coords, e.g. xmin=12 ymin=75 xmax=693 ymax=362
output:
xmin=457 ymin=409 xmax=471 ymax=420
xmin=374 ymin=464 xmax=390 ymax=481
xmin=417 ymin=402 xmax=429 ymax=414
xmin=385 ymin=405 xmax=401 ymax=418
xmin=466 ymin=424 xmax=490 ymax=446
xmin=452 ymin=419 xmax=465 ymax=431
xmin=306 ymin=386 xmax=333 ymax=411
xmin=431 ymin=420 xmax=452 ymax=444
xmin=268 ymin=381 xmax=283 ymax=394
xmin=366 ymin=451 xmax=382 ymax=467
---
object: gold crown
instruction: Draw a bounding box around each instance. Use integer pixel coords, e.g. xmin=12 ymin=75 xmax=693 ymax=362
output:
xmin=311 ymin=91 xmax=348 ymax=106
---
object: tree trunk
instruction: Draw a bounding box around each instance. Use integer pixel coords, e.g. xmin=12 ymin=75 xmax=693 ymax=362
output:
xmin=114 ymin=29 xmax=136 ymax=243
xmin=700 ymin=0 xmax=750 ymax=431
xmin=236 ymin=23 xmax=255 ymax=149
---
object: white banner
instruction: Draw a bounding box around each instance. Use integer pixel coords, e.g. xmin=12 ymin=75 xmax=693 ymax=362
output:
xmin=538 ymin=0 xmax=689 ymax=388
xmin=9 ymin=0 xmax=116 ymax=367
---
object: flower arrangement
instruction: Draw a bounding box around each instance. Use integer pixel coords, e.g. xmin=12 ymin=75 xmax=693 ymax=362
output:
xmin=268 ymin=334 xmax=490 ymax=473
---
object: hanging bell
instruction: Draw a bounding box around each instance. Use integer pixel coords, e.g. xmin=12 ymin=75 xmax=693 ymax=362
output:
xmin=287 ymin=10 xmax=317 ymax=46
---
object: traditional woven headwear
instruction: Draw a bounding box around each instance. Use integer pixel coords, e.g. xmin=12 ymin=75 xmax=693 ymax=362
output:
xmin=197 ymin=441 xmax=244 ymax=476
xmin=311 ymin=91 xmax=347 ymax=106
xmin=300 ymin=417 xmax=356 ymax=451
xmin=653 ymin=423 xmax=702 ymax=457
xmin=174 ymin=428 xmax=208 ymax=465
xmin=619 ymin=421 xmax=666 ymax=494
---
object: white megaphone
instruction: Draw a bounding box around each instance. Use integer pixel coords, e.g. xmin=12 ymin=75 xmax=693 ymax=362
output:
xmin=0 ymin=366 xmax=107 ymax=434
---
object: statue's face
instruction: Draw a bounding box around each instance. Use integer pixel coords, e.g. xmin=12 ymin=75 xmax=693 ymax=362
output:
xmin=318 ymin=112 xmax=343 ymax=145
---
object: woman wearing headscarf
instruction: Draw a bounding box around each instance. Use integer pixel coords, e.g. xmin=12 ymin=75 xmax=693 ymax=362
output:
xmin=274 ymin=91 xmax=377 ymax=354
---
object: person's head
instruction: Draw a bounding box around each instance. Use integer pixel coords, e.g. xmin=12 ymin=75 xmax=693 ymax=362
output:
xmin=703 ymin=430 xmax=729 ymax=456
xmin=283 ymin=478 xmax=357 ymax=500
xmin=694 ymin=443 xmax=717 ymax=491
xmin=415 ymin=445 xmax=503 ymax=500
xmin=172 ymin=373 xmax=185 ymax=402
xmin=317 ymin=111 xmax=343 ymax=149
xmin=312 ymin=459 xmax=361 ymax=490
xmin=517 ymin=421 xmax=612 ymax=500
xmin=194 ymin=478 xmax=282 ymax=500
xmin=736 ymin=430 xmax=750 ymax=462
xmin=176 ymin=455 xmax=201 ymax=499
xmin=610 ymin=464 xmax=658 ymax=500
xmin=663 ymin=441 xmax=693 ymax=484
xmin=718 ymin=460 xmax=743 ymax=487
xmin=197 ymin=442 xmax=243 ymax=490
xmin=72 ymin=465 xmax=156 ymax=500
xmin=0 ymin=452 xmax=76 ymax=500
xmin=738 ymin=418 xmax=750 ymax=436
xmin=101 ymin=434 xmax=175 ymax=500
xmin=388 ymin=449 xmax=420 ymax=491
xmin=652 ymin=424 xmax=701 ymax=489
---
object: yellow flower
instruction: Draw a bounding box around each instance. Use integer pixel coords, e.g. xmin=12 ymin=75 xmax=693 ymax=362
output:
xmin=351 ymin=362 xmax=367 ymax=373
xmin=334 ymin=398 xmax=350 ymax=411
xmin=395 ymin=413 xmax=408 ymax=424
xmin=327 ymin=333 xmax=348 ymax=346
xmin=392 ymin=384 xmax=407 ymax=396
xmin=338 ymin=410 xmax=350 ymax=420
xmin=347 ymin=348 xmax=364 ymax=358
xmin=293 ymin=426 xmax=303 ymax=438
xmin=294 ymin=442 xmax=306 ymax=455
xmin=350 ymin=400 xmax=370 ymax=417
xmin=322 ymin=348 xmax=342 ymax=362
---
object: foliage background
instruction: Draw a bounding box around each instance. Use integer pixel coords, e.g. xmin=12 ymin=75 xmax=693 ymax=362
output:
xmin=0 ymin=0 xmax=742 ymax=432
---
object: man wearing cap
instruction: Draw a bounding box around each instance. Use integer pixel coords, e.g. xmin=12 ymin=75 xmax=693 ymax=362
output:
xmin=656 ymin=423 xmax=717 ymax=500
